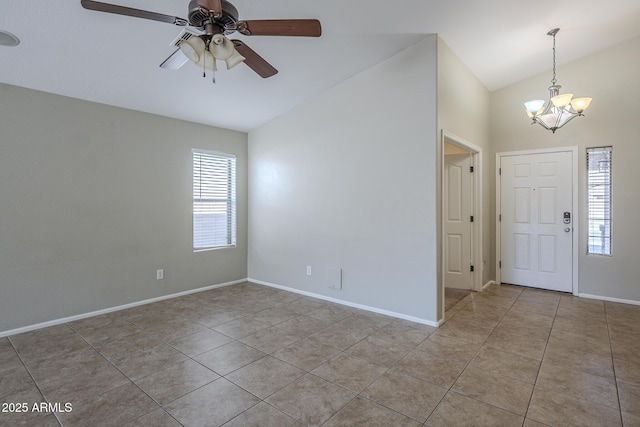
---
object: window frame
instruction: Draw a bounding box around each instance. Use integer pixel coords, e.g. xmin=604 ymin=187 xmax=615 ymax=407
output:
xmin=586 ymin=146 xmax=612 ymax=256
xmin=192 ymin=148 xmax=237 ymax=252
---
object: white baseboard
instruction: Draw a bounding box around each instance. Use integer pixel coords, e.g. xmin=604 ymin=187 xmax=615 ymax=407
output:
xmin=249 ymin=278 xmax=440 ymax=328
xmin=0 ymin=278 xmax=248 ymax=338
xmin=579 ymin=293 xmax=640 ymax=306
xmin=483 ymin=280 xmax=496 ymax=290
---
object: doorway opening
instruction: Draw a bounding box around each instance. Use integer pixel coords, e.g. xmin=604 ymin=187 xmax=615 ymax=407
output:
xmin=441 ymin=131 xmax=483 ymax=318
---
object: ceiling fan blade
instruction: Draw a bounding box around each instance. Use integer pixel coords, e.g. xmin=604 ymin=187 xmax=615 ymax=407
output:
xmin=232 ymin=40 xmax=278 ymax=78
xmin=237 ymin=19 xmax=321 ymax=37
xmin=80 ymin=0 xmax=188 ymax=26
xmin=159 ymin=48 xmax=189 ymax=70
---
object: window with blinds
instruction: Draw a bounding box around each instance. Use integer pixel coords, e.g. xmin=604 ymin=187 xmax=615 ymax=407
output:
xmin=193 ymin=149 xmax=236 ymax=251
xmin=586 ymin=147 xmax=612 ymax=256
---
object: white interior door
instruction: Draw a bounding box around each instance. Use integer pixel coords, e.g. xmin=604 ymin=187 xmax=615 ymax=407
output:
xmin=500 ymin=151 xmax=573 ymax=292
xmin=445 ymin=153 xmax=472 ymax=290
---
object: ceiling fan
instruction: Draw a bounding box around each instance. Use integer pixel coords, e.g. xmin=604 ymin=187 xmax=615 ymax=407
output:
xmin=80 ymin=0 xmax=322 ymax=79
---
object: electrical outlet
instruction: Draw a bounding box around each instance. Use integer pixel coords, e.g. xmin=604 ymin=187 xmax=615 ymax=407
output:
xmin=306 ymin=266 xmax=312 ymax=276
xmin=156 ymin=269 xmax=164 ymax=280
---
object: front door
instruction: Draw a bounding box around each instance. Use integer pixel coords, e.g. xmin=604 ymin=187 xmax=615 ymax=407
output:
xmin=499 ymin=150 xmax=573 ymax=292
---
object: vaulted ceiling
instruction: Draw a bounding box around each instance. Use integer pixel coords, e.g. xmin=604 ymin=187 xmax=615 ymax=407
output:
xmin=1 ymin=0 xmax=638 ymax=131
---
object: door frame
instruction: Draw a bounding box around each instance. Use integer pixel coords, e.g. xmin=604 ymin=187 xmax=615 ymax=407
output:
xmin=495 ymin=146 xmax=579 ymax=295
xmin=441 ymin=131 xmax=483 ymax=304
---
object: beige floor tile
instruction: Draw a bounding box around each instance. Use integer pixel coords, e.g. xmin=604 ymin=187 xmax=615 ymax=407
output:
xmin=426 ymin=391 xmax=524 ymax=426
xmin=416 ymin=333 xmax=481 ymax=363
xmin=284 ymin=297 xmax=328 ymax=314
xmin=547 ymin=329 xmax=611 ymax=357
xmin=185 ymin=308 xmax=246 ymax=328
xmin=393 ymin=350 xmax=466 ymax=388
xmin=618 ymin=380 xmax=640 ymax=416
xmin=510 ymin=300 xmax=559 ymax=317
xmin=502 ymin=309 xmax=555 ymax=327
xmin=611 ymin=336 xmax=640 ymax=365
xmin=452 ymin=367 xmax=534 ymax=416
xmin=212 ymin=318 xmax=270 ymax=339
xmin=168 ymin=329 xmax=234 ymax=357
xmin=134 ymin=359 xmax=219 ymax=405
xmin=239 ymin=326 xmax=303 ymax=354
xmin=11 ymin=331 xmax=90 ymax=365
xmin=517 ymin=290 xmax=561 ymax=306
xmin=223 ymin=401 xmax=304 ymax=427
xmin=362 ymin=370 xmax=447 ymax=422
xmin=484 ymin=329 xmax=547 ymax=360
xmin=93 ymin=330 xmax=163 ymax=361
xmin=195 ymin=341 xmax=266 ymax=375
xmin=74 ymin=320 xmax=142 ymax=345
xmin=112 ymin=344 xmax=189 ymax=381
xmin=551 ymin=316 xmax=610 ymax=339
xmin=272 ymin=338 xmax=341 ymax=371
xmin=165 ymin=378 xmax=260 ymax=427
xmin=446 ymin=309 xmax=502 ymax=328
xmin=614 ymin=358 xmax=640 ymax=385
xmin=38 ymin=361 xmax=129 ymax=405
xmin=469 ymin=345 xmax=540 ymax=383
xmin=493 ymin=321 xmax=551 ymax=342
xmin=274 ymin=315 xmax=332 ymax=337
xmin=28 ymin=347 xmax=107 ymax=384
xmin=523 ymin=417 xmax=552 ymax=426
xmin=527 ymin=387 xmax=622 ymax=427
xmin=265 ymin=374 xmax=357 ymax=427
xmin=57 ymin=382 xmax=158 ymax=427
xmin=0 ymin=347 xmax=24 ymax=375
xmin=122 ymin=408 xmax=182 ymax=427
xmin=307 ymin=305 xmax=355 ymax=323
xmin=310 ymin=325 xmax=369 ymax=351
xmin=345 ymin=334 xmax=412 ymax=367
xmin=226 ymin=356 xmax=305 ymax=399
xmin=311 ymin=353 xmax=387 ymax=392
xmin=368 ymin=322 xmax=434 ymax=348
xmin=435 ymin=321 xmax=493 ymax=344
xmin=323 ymin=397 xmax=421 ymax=427
xmin=250 ymin=307 xmax=300 ymax=326
xmin=542 ymin=342 xmax=614 ymax=379
xmin=141 ymin=318 xmax=210 ymax=341
xmin=0 ymin=387 xmax=56 ymax=426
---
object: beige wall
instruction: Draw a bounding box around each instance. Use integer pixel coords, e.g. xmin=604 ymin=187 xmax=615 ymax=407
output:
xmin=248 ymin=36 xmax=440 ymax=323
xmin=490 ymin=36 xmax=640 ymax=302
xmin=0 ymin=84 xmax=248 ymax=333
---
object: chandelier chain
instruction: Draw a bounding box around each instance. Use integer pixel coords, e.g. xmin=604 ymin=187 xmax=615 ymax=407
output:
xmin=551 ymin=32 xmax=557 ymax=85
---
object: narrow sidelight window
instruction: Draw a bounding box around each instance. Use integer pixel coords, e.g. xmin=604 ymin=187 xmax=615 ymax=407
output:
xmin=193 ymin=149 xmax=236 ymax=251
xmin=586 ymin=147 xmax=612 ymax=255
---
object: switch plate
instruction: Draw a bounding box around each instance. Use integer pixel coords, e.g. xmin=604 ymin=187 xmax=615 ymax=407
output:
xmin=156 ymin=269 xmax=164 ymax=280
xmin=306 ymin=266 xmax=312 ymax=276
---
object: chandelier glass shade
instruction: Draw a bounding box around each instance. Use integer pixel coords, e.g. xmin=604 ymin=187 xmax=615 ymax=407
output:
xmin=178 ymin=33 xmax=245 ymax=72
xmin=524 ymin=29 xmax=592 ymax=133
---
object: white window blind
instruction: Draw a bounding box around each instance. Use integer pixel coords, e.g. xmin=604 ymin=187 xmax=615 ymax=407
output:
xmin=586 ymin=147 xmax=612 ymax=256
xmin=193 ymin=149 xmax=236 ymax=251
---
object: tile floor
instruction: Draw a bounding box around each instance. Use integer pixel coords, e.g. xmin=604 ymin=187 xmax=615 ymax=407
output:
xmin=1 ymin=282 xmax=639 ymax=426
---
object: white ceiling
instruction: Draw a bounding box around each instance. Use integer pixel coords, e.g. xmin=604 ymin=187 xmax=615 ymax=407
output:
xmin=1 ymin=0 xmax=638 ymax=132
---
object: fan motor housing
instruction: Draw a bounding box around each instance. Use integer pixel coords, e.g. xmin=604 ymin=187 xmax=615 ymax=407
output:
xmin=188 ymin=0 xmax=239 ymax=32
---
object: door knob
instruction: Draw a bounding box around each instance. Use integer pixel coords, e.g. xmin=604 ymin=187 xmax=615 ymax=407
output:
xmin=565 ymin=228 xmax=571 ymax=232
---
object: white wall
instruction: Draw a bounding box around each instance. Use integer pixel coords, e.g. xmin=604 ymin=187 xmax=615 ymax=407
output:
xmin=437 ymin=38 xmax=492 ymax=296
xmin=248 ymin=36 xmax=440 ymax=323
xmin=490 ymin=36 xmax=640 ymax=302
xmin=0 ymin=84 xmax=248 ymax=333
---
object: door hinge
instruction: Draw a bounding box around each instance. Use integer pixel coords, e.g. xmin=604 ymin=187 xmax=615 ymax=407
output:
xmin=470 ymin=265 xmax=475 ymax=272
xmin=499 ymin=214 xmax=502 ymax=222
xmin=470 ymin=166 xmax=474 ymax=173
xmin=499 ymin=168 xmax=502 ymax=175
xmin=470 ymin=215 xmax=474 ymax=222
xmin=499 ymin=260 xmax=502 ymax=268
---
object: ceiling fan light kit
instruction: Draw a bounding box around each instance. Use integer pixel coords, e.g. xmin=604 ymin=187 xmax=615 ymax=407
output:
xmin=524 ymin=28 xmax=592 ymax=133
xmin=80 ymin=0 xmax=321 ymax=80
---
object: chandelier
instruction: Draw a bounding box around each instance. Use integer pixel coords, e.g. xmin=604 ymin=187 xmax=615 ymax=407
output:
xmin=524 ymin=28 xmax=592 ymax=133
